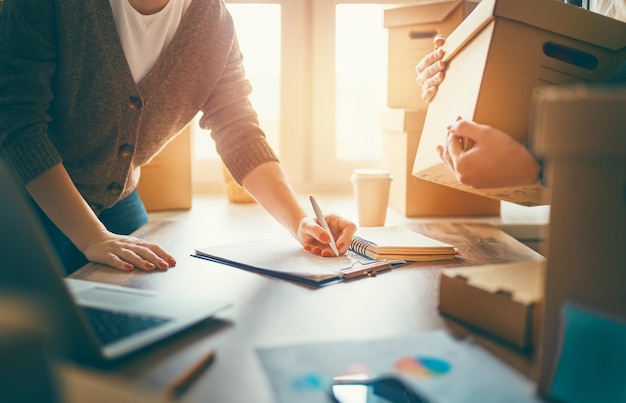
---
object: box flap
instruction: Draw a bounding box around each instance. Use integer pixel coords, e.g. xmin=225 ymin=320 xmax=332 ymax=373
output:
xmin=384 ymin=0 xmax=468 ymax=28
xmin=531 ymin=84 xmax=626 ymax=158
xmin=441 ymin=261 xmax=546 ymax=304
xmin=443 ymin=0 xmax=626 ymax=63
xmin=439 ymin=260 xmax=546 ymax=348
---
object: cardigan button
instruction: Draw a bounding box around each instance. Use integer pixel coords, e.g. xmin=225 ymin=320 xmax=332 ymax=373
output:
xmin=107 ymin=183 xmax=123 ymax=195
xmin=118 ymin=144 xmax=133 ymax=158
xmin=128 ymin=96 xmax=143 ymax=110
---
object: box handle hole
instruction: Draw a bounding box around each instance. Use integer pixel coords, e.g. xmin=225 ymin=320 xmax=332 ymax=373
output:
xmin=495 ymin=288 xmax=513 ymax=298
xmin=543 ymin=42 xmax=598 ymax=70
xmin=409 ymin=31 xmax=437 ymax=40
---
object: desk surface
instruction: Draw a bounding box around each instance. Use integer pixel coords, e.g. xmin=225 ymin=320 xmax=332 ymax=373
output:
xmin=69 ymin=195 xmax=546 ymax=402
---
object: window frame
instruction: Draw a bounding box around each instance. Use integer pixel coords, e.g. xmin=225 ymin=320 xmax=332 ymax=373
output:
xmin=194 ymin=0 xmax=417 ymax=193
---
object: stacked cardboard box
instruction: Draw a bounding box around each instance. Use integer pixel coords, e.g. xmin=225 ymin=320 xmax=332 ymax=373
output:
xmin=382 ymin=0 xmax=499 ymax=217
xmin=137 ymin=127 xmax=193 ymax=212
xmin=531 ymin=85 xmax=626 ymax=399
xmin=385 ymin=0 xmax=479 ymax=109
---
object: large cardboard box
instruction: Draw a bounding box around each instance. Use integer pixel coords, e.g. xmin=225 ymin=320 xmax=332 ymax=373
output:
xmin=381 ymin=108 xmax=500 ymax=216
xmin=530 ymin=85 xmax=626 ymax=398
xmin=384 ymin=0 xmax=478 ymax=109
xmin=439 ymin=260 xmax=546 ymax=350
xmin=137 ymin=127 xmax=192 ymax=212
xmin=412 ymin=0 xmax=626 ymax=206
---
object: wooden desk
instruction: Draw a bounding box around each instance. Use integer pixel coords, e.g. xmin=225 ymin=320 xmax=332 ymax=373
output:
xmin=69 ymin=195 xmax=544 ymax=402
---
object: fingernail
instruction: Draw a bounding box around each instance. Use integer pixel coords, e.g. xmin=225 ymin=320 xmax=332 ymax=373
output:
xmin=337 ymin=242 xmax=345 ymax=250
xmin=145 ymin=262 xmax=155 ymax=270
xmin=159 ymin=260 xmax=169 ymax=269
xmin=125 ymin=263 xmax=134 ymax=270
xmin=320 ymin=233 xmax=330 ymax=243
xmin=168 ymin=257 xmax=177 ymax=266
xmin=304 ymin=245 xmax=312 ymax=251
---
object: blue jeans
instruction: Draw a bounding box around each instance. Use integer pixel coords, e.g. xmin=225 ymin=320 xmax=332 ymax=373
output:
xmin=33 ymin=190 xmax=149 ymax=275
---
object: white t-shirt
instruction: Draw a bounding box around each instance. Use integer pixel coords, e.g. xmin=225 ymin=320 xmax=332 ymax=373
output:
xmin=109 ymin=0 xmax=192 ymax=83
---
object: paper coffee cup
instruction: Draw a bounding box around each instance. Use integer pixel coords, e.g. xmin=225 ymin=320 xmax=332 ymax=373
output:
xmin=351 ymin=169 xmax=392 ymax=227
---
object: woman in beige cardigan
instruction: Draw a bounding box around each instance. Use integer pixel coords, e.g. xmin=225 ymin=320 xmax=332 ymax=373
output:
xmin=0 ymin=0 xmax=356 ymax=273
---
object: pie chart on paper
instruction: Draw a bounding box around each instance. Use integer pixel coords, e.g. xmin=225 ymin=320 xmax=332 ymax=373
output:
xmin=395 ymin=356 xmax=452 ymax=378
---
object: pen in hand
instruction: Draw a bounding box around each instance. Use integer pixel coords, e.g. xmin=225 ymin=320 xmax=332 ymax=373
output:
xmin=165 ymin=348 xmax=217 ymax=399
xmin=309 ymin=195 xmax=339 ymax=257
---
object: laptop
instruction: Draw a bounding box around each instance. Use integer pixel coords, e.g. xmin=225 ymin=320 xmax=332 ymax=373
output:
xmin=0 ymin=159 xmax=231 ymax=365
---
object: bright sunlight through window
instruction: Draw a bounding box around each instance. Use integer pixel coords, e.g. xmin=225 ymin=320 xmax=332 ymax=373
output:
xmin=335 ymin=5 xmax=389 ymax=161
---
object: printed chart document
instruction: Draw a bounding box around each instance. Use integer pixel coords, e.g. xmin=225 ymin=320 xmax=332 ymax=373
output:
xmin=193 ymin=239 xmax=400 ymax=287
xmin=257 ymin=330 xmax=540 ymax=403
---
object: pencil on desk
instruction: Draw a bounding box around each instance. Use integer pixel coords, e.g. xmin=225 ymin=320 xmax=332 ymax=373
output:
xmin=164 ymin=348 xmax=217 ymax=399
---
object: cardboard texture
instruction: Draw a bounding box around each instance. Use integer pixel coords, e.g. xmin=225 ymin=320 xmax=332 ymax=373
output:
xmin=381 ymin=108 xmax=500 ymax=216
xmin=384 ymin=0 xmax=478 ymax=109
xmin=530 ymin=85 xmax=626 ymax=396
xmin=137 ymin=127 xmax=192 ymax=211
xmin=439 ymin=260 xmax=546 ymax=350
xmin=412 ymin=0 xmax=626 ymax=206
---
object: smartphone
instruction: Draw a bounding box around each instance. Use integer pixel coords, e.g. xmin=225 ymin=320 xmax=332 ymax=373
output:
xmin=330 ymin=374 xmax=430 ymax=403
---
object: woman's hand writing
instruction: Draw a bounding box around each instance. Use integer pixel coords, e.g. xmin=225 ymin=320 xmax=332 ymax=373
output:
xmin=296 ymin=215 xmax=357 ymax=257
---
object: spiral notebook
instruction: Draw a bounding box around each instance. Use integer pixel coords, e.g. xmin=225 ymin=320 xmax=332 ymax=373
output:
xmin=193 ymin=227 xmax=454 ymax=287
xmin=350 ymin=226 xmax=457 ymax=261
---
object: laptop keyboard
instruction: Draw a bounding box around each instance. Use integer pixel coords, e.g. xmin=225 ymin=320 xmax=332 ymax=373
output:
xmin=81 ymin=306 xmax=171 ymax=346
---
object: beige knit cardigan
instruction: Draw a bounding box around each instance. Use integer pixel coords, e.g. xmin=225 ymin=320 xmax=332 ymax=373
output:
xmin=0 ymin=0 xmax=278 ymax=213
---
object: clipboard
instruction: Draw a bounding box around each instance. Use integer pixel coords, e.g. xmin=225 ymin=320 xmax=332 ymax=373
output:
xmin=193 ymin=239 xmax=405 ymax=287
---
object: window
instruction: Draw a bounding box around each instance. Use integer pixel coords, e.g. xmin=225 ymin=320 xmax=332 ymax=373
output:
xmin=193 ymin=0 xmax=415 ymax=192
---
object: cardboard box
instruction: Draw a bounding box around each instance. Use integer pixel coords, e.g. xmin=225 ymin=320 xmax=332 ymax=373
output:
xmin=384 ymin=0 xmax=478 ymax=109
xmin=137 ymin=127 xmax=192 ymax=211
xmin=439 ymin=260 xmax=546 ymax=350
xmin=530 ymin=85 xmax=626 ymax=396
xmin=412 ymin=0 xmax=626 ymax=205
xmin=381 ymin=108 xmax=500 ymax=216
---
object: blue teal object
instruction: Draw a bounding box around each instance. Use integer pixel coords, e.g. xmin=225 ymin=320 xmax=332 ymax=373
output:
xmin=550 ymin=302 xmax=626 ymax=403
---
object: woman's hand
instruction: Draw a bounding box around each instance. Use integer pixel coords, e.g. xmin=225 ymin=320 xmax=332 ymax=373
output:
xmin=416 ymin=34 xmax=447 ymax=103
xmin=25 ymin=164 xmax=177 ymax=272
xmin=438 ymin=118 xmax=541 ymax=189
xmin=82 ymin=229 xmax=177 ymax=271
xmin=296 ymin=215 xmax=357 ymax=257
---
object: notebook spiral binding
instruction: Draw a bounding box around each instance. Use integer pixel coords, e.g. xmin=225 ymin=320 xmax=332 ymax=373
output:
xmin=349 ymin=236 xmax=377 ymax=258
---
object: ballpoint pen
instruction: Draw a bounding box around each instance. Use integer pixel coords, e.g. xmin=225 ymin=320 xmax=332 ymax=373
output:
xmin=309 ymin=195 xmax=339 ymax=257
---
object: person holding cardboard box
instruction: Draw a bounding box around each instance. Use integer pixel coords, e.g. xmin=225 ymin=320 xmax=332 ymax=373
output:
xmin=0 ymin=0 xmax=357 ymax=274
xmin=415 ymin=0 xmax=626 ymax=189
